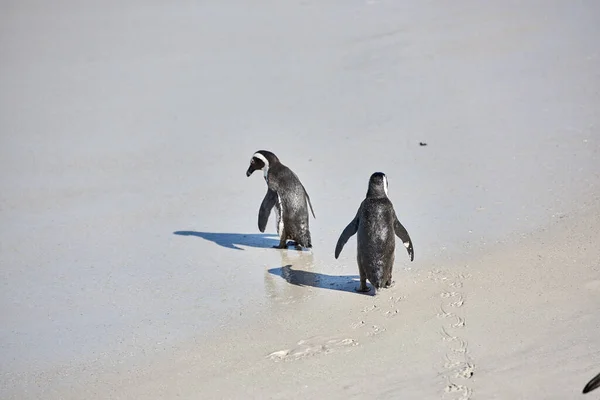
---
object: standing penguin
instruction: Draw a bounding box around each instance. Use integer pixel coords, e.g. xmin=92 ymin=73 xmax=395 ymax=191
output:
xmin=246 ymin=150 xmax=315 ymax=250
xmin=334 ymin=172 xmax=414 ymax=293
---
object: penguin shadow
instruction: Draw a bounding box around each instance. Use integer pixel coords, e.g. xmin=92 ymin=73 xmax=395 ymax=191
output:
xmin=268 ymin=264 xmax=366 ymax=293
xmin=173 ymin=231 xmax=279 ymax=250
xmin=268 ymin=251 xmax=373 ymax=296
xmin=268 ymin=266 xmax=373 ymax=296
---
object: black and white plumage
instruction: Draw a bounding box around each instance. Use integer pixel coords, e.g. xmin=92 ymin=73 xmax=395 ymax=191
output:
xmin=246 ymin=150 xmax=315 ymax=249
xmin=583 ymin=371 xmax=600 ymax=394
xmin=334 ymin=172 xmax=414 ymax=293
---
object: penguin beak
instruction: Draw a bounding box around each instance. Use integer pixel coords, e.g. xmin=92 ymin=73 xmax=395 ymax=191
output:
xmin=246 ymin=166 xmax=255 ymax=177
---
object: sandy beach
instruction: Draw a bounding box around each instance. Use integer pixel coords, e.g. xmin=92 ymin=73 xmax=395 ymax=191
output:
xmin=1 ymin=1 xmax=599 ymax=399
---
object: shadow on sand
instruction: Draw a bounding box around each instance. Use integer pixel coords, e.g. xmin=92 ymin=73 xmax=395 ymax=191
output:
xmin=173 ymin=231 xmax=279 ymax=250
xmin=267 ymin=265 xmax=374 ymax=296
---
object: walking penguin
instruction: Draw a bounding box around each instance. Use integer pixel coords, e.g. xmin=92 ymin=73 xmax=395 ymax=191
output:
xmin=246 ymin=150 xmax=315 ymax=250
xmin=334 ymin=172 xmax=414 ymax=292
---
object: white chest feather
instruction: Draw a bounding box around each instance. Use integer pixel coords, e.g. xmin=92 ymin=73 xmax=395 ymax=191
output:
xmin=276 ymin=194 xmax=284 ymax=235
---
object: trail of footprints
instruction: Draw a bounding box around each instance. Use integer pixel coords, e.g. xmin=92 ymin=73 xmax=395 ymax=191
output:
xmin=267 ymin=293 xmax=404 ymax=362
xmin=430 ymin=269 xmax=474 ymax=400
xmin=354 ymin=294 xmax=406 ymax=337
xmin=266 ymin=269 xmax=475 ymax=398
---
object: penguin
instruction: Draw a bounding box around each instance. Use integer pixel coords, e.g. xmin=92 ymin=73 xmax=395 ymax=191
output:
xmin=246 ymin=150 xmax=315 ymax=249
xmin=583 ymin=371 xmax=600 ymax=394
xmin=334 ymin=172 xmax=414 ymax=293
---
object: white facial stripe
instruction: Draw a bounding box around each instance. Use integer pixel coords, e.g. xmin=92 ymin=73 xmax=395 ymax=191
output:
xmin=383 ymin=175 xmax=388 ymax=195
xmin=252 ymin=152 xmax=269 ymax=168
xmin=252 ymin=152 xmax=269 ymax=180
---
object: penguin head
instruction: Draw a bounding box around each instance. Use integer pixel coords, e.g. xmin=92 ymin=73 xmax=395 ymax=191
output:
xmin=246 ymin=150 xmax=279 ymax=177
xmin=367 ymin=172 xmax=389 ymax=198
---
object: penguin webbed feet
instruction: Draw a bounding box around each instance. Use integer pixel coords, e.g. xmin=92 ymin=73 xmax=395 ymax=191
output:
xmin=355 ymin=282 xmax=371 ymax=293
xmin=272 ymin=240 xmax=309 ymax=251
xmin=291 ymin=240 xmax=312 ymax=251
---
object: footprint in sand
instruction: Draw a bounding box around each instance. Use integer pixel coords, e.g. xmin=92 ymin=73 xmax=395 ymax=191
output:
xmin=267 ymin=336 xmax=359 ymax=362
xmin=366 ymin=324 xmax=386 ymax=337
xmin=352 ymin=320 xmax=366 ymax=329
xmin=352 ymin=318 xmax=388 ymax=337
xmin=451 ymin=316 xmax=465 ymax=328
xmin=437 ymin=270 xmax=474 ymax=399
xmin=456 ymin=363 xmax=475 ymax=379
xmin=362 ymin=304 xmax=378 ymax=313
xmin=353 ymin=292 xmax=408 ymax=335
xmin=444 ymin=382 xmax=473 ymax=400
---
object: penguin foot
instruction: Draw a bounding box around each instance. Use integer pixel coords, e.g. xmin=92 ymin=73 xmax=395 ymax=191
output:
xmin=272 ymin=244 xmax=288 ymax=249
xmin=355 ymin=285 xmax=371 ymax=293
xmin=288 ymin=241 xmax=310 ymax=251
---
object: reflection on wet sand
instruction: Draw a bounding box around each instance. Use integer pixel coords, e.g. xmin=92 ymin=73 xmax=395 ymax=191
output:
xmin=264 ymin=250 xmax=316 ymax=303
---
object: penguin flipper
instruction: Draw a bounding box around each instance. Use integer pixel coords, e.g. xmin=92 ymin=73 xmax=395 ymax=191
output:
xmin=583 ymin=371 xmax=600 ymax=394
xmin=394 ymin=216 xmax=414 ymax=262
xmin=335 ymin=216 xmax=359 ymax=259
xmin=258 ymin=189 xmax=277 ymax=233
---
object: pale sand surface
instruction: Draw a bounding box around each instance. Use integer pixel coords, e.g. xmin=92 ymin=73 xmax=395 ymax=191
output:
xmin=1 ymin=1 xmax=599 ymax=399
xmin=3 ymin=202 xmax=599 ymax=399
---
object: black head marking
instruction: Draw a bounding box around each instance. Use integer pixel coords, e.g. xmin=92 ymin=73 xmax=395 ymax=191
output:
xmin=246 ymin=150 xmax=280 ymax=177
xmin=246 ymin=156 xmax=265 ymax=177
xmin=366 ymin=172 xmax=388 ymax=198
